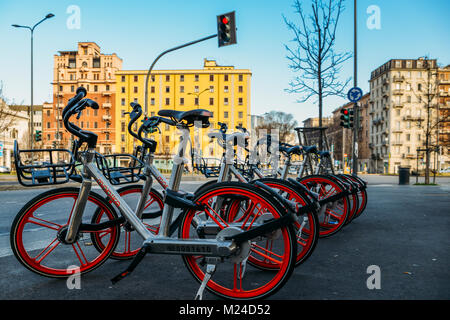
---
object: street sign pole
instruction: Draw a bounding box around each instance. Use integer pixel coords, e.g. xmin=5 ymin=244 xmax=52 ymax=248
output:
xmin=352 ymin=0 xmax=358 ymax=176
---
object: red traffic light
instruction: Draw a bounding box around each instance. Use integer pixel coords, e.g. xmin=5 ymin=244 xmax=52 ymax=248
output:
xmin=222 ymin=16 xmax=229 ymax=24
xmin=343 ymin=109 xmax=349 ymax=115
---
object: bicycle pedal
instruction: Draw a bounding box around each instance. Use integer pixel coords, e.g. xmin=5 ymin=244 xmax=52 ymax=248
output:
xmin=194 ymin=264 xmax=216 ymax=300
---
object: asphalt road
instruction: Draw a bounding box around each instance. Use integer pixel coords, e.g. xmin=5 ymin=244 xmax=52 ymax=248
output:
xmin=0 ymin=178 xmax=449 ymax=301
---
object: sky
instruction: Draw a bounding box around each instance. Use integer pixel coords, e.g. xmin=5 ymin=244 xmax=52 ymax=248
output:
xmin=1 ymin=0 xmax=449 ymax=124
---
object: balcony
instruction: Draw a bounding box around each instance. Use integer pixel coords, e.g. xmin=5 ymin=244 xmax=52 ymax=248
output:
xmin=102 ymin=103 xmax=112 ymax=109
xmin=102 ymin=91 xmax=112 ymax=96
xmin=383 ymin=104 xmax=390 ymax=110
xmin=393 ymin=76 xmax=405 ymax=82
xmin=393 ymin=89 xmax=403 ymax=95
xmin=405 ymin=153 xmax=415 ymax=159
xmin=392 ymin=141 xmax=403 ymax=146
xmin=102 ymin=115 xmax=112 ymax=121
xmin=382 ymin=79 xmax=389 ymax=86
xmin=439 ymin=91 xmax=449 ymax=97
xmin=403 ymin=115 xmax=424 ymax=121
xmin=372 ymin=118 xmax=384 ymax=126
xmin=392 ymin=128 xmax=403 ymax=133
xmin=393 ymin=103 xmax=404 ymax=109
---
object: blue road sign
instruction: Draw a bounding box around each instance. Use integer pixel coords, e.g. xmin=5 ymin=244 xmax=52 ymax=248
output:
xmin=0 ymin=142 xmax=3 ymax=157
xmin=347 ymin=87 xmax=363 ymax=103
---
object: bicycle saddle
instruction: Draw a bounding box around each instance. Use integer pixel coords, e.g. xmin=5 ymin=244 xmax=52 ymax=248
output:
xmin=302 ymin=146 xmax=318 ymax=154
xmin=280 ymin=145 xmax=302 ymax=155
xmin=158 ymin=109 xmax=212 ymax=127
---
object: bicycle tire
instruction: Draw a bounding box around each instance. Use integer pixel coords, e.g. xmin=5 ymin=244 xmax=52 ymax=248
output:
xmin=180 ymin=181 xmax=297 ymax=300
xmin=10 ymin=187 xmax=120 ymax=278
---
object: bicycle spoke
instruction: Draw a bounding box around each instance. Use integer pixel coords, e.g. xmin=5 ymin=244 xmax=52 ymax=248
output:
xmin=26 ymin=216 xmax=62 ymax=231
xmin=34 ymin=238 xmax=60 ymax=263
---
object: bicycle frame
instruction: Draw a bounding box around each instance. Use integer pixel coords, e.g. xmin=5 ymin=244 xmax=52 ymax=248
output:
xmin=64 ymin=135 xmax=237 ymax=258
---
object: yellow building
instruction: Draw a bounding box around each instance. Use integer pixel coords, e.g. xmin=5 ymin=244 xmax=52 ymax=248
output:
xmin=115 ymin=59 xmax=251 ymax=166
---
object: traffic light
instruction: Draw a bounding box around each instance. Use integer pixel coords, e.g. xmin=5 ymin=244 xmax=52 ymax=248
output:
xmin=35 ymin=130 xmax=42 ymax=142
xmin=340 ymin=108 xmax=354 ymax=128
xmin=217 ymin=11 xmax=237 ymax=47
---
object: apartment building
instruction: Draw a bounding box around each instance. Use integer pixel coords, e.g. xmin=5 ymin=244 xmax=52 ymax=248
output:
xmin=437 ymin=65 xmax=450 ymax=169
xmin=115 ymin=59 xmax=251 ymax=165
xmin=0 ymin=99 xmax=30 ymax=169
xmin=368 ymin=57 xmax=439 ymax=174
xmin=43 ymin=42 xmax=122 ymax=153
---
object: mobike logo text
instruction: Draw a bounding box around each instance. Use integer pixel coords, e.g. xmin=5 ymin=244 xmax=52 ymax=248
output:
xmin=96 ymin=177 xmax=121 ymax=207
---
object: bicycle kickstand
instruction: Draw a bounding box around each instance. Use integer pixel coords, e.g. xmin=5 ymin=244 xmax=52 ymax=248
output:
xmin=194 ymin=264 xmax=216 ymax=300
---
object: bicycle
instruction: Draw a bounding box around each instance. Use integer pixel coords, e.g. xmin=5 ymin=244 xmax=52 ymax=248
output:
xmin=192 ymin=123 xmax=321 ymax=267
xmin=11 ymin=87 xmax=308 ymax=300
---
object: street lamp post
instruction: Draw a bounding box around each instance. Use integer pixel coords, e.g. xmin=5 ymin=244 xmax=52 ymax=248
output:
xmin=12 ymin=13 xmax=55 ymax=154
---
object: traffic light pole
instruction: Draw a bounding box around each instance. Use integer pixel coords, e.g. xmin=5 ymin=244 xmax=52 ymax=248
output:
xmin=144 ymin=34 xmax=218 ymax=117
xmin=352 ymin=0 xmax=359 ymax=176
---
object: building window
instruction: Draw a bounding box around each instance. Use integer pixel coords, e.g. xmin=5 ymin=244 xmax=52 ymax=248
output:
xmin=94 ymin=122 xmax=98 ymax=128
xmin=194 ymin=74 xmax=199 ymax=82
xmin=180 ymin=75 xmax=184 ymax=82
xmin=224 ymin=97 xmax=229 ymax=105
xmin=134 ymin=87 xmax=138 ymax=93
xmin=93 ymin=57 xmax=100 ymax=68
xmin=238 ymin=97 xmax=243 ymax=105
xmin=194 ymin=97 xmax=199 ymax=106
xmin=121 ymin=98 xmax=125 ymax=106
xmin=150 ymin=98 xmax=155 ymax=105
xmin=209 ymin=98 xmax=214 ymax=106
xmin=238 ymin=74 xmax=243 ymax=81
xmin=209 ymin=86 xmax=214 ymax=93
xmin=238 ymin=86 xmax=243 ymax=93
xmin=180 ymin=86 xmax=184 ymax=93
xmin=151 ymin=75 xmax=155 ymax=82
xmin=180 ymin=97 xmax=184 ymax=105
xmin=121 ymin=134 xmax=125 ymax=142
xmin=194 ymin=86 xmax=199 ymax=93
xmin=165 ymin=75 xmax=170 ymax=82
xmin=165 ymin=86 xmax=170 ymax=93
xmin=165 ymin=98 xmax=170 ymax=105
xmin=94 ymin=85 xmax=98 ymax=92
xmin=106 ymin=85 xmax=110 ymax=91
xmin=209 ymin=75 xmax=214 ymax=82
xmin=71 ymin=85 xmax=75 ymax=92
xmin=68 ymin=58 xmax=76 ymax=68
xmin=121 ymin=87 xmax=125 ymax=93
xmin=151 ymin=86 xmax=155 ymax=93
xmin=165 ymin=136 xmax=170 ymax=143
xmin=134 ymin=75 xmax=138 ymax=82
xmin=121 ymin=75 xmax=126 ymax=82
xmin=238 ymin=111 xmax=243 ymax=118
xmin=224 ymin=86 xmax=229 ymax=93
xmin=224 ymin=111 xmax=229 ymax=119
xmin=224 ymin=75 xmax=229 ymax=81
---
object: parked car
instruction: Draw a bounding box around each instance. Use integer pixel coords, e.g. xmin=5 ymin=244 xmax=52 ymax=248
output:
xmin=440 ymin=167 xmax=450 ymax=173
xmin=0 ymin=166 xmax=11 ymax=173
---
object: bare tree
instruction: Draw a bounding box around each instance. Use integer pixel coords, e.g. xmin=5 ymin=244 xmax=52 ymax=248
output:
xmin=255 ymin=111 xmax=298 ymax=143
xmin=405 ymin=58 xmax=448 ymax=184
xmin=283 ymin=0 xmax=352 ymax=148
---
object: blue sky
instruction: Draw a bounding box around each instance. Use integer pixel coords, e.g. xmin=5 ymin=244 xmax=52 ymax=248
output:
xmin=1 ymin=0 xmax=449 ymax=123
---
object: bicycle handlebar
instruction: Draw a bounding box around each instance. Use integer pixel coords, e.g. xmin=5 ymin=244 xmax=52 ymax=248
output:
xmin=62 ymin=87 xmax=99 ymax=148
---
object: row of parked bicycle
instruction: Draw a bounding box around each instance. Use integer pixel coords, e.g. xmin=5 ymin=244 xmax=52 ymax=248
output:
xmin=11 ymin=87 xmax=367 ymax=300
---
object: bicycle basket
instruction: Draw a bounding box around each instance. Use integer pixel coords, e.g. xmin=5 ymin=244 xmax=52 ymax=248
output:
xmin=191 ymin=153 xmax=221 ymax=178
xmin=14 ymin=140 xmax=76 ymax=187
xmin=95 ymin=152 xmax=145 ymax=185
